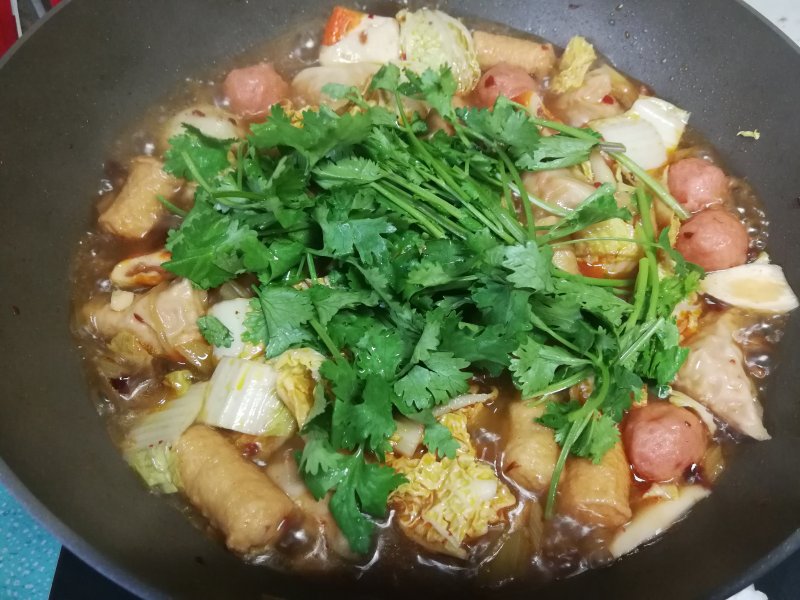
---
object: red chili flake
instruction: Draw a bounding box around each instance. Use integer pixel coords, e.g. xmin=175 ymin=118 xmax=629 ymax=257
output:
xmin=484 ymin=75 xmax=495 ymax=88
xmin=400 ymin=51 xmax=407 ymax=61
xmin=359 ymin=31 xmax=368 ymax=45
xmin=368 ymin=13 xmax=374 ymax=18
xmin=241 ymin=442 xmax=260 ymax=458
xmin=593 ymin=181 xmax=602 ymax=188
xmin=601 ymin=94 xmax=615 ymax=105
xmin=133 ymin=313 xmax=145 ymax=323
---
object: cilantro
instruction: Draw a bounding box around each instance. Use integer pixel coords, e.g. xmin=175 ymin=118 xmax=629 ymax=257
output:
xmin=196 ymin=315 xmax=232 ymax=348
xmin=394 ymin=352 xmax=470 ymax=411
xmin=502 ymin=242 xmax=553 ymax=291
xmin=516 ymin=133 xmax=600 ymax=172
xmin=539 ymin=183 xmax=632 ymax=242
xmin=317 ymin=207 xmax=396 ymax=265
xmin=510 ymin=337 xmax=591 ymax=397
xmin=423 ymin=421 xmax=460 ymax=459
xmin=299 ymin=444 xmax=405 ymax=554
xmin=160 ymin=64 xmax=701 ymax=545
xmin=163 ymin=125 xmax=232 ymax=183
xmin=242 ymin=286 xmax=314 ymax=358
xmin=164 ymin=200 xmax=271 ymax=289
xmin=309 ymin=286 xmax=378 ymax=326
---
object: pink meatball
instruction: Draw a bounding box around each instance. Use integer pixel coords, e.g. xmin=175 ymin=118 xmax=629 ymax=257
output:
xmin=623 ymin=402 xmax=707 ymax=482
xmin=223 ymin=63 xmax=289 ymax=121
xmin=668 ymin=158 xmax=728 ymax=213
xmin=474 ymin=63 xmax=538 ymax=108
xmin=675 ymin=209 xmax=749 ymax=271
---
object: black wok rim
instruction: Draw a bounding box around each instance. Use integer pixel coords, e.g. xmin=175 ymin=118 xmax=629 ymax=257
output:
xmin=0 ymin=1 xmax=798 ymax=599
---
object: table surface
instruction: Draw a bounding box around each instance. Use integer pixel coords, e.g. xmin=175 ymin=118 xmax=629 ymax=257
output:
xmin=1 ymin=1 xmax=799 ymax=599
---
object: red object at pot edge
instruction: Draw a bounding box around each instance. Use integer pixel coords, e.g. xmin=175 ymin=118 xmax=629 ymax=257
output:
xmin=0 ymin=0 xmax=19 ymax=57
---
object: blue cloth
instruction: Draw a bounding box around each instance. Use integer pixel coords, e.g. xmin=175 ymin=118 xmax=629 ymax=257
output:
xmin=0 ymin=485 xmax=60 ymax=599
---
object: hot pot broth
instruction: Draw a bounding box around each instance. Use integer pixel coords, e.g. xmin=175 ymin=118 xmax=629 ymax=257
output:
xmin=69 ymin=5 xmax=796 ymax=588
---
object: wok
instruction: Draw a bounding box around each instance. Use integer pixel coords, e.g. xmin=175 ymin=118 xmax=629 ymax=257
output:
xmin=1 ymin=0 xmax=799 ymax=598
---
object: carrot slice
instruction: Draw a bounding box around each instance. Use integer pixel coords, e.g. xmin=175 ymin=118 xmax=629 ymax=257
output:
xmin=322 ymin=6 xmax=365 ymax=46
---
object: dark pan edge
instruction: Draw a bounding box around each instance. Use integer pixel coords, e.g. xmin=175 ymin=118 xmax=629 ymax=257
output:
xmin=0 ymin=459 xmax=163 ymax=600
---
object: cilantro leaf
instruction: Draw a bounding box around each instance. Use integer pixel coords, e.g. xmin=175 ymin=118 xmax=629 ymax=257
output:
xmin=163 ymin=125 xmax=232 ymax=183
xmin=394 ymin=352 xmax=470 ymax=411
xmin=457 ymin=96 xmax=541 ymax=155
xmin=423 ymin=421 xmax=460 ymax=459
xmin=243 ymin=286 xmax=314 ymax=358
xmin=502 ymin=242 xmax=553 ymax=291
xmin=332 ymin=376 xmax=396 ymax=455
xmin=317 ymin=207 xmax=396 ymax=265
xmin=309 ymin=286 xmax=378 ymax=326
xmin=510 ymin=337 xmax=590 ymax=397
xmin=539 ymin=402 xmax=619 ymax=463
xmin=299 ymin=444 xmax=405 ymax=554
xmin=249 ymin=104 xmax=381 ymax=167
xmin=539 ymin=183 xmax=632 ymax=242
xmin=164 ymin=200 xmax=270 ymax=289
xmin=196 ymin=315 xmax=232 ymax=348
xmin=397 ymin=67 xmax=458 ymax=119
xmin=516 ymin=133 xmax=599 ymax=172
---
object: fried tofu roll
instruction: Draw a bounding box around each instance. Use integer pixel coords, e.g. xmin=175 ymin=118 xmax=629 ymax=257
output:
xmin=503 ymin=402 xmax=560 ymax=496
xmin=473 ymin=31 xmax=557 ymax=79
xmin=99 ymin=157 xmax=178 ymax=239
xmin=558 ymin=441 xmax=632 ymax=528
xmin=175 ymin=425 xmax=295 ymax=553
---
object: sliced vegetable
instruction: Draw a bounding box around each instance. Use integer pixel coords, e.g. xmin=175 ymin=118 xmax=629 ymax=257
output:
xmin=321 ymin=6 xmax=365 ymax=46
xmin=629 ymin=97 xmax=689 ymax=152
xmin=207 ymin=298 xmax=254 ymax=358
xmin=668 ymin=390 xmax=718 ymax=435
xmin=700 ymin=263 xmax=799 ymax=314
xmin=551 ymin=36 xmax=597 ymax=93
xmin=127 ymin=383 xmax=207 ymax=450
xmin=609 ymin=485 xmax=710 ymax=558
xmin=163 ymin=369 xmax=193 ymax=396
xmin=270 ymin=347 xmax=325 ymax=427
xmin=432 ymin=392 xmax=494 ymax=418
xmin=200 ymin=357 xmax=296 ymax=436
xmin=319 ymin=8 xmax=400 ymax=66
xmin=125 ymin=444 xmax=182 ymax=494
xmin=591 ymin=114 xmax=667 ymax=170
xmin=161 ymin=105 xmax=242 ymax=150
xmin=391 ymin=417 xmax=424 ymax=457
xmin=397 ymin=8 xmax=480 ymax=92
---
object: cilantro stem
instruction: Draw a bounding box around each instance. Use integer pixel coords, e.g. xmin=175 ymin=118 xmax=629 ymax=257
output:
xmin=180 ymin=151 xmax=213 ymax=194
xmin=610 ymin=152 xmax=689 ymax=220
xmin=526 ymin=367 xmax=594 ymax=400
xmin=635 ymin=188 xmax=661 ymax=322
xmin=385 ymin=174 xmax=466 ymax=221
xmin=529 ymin=118 xmax=599 ymax=142
xmin=309 ymin=318 xmax=341 ymax=360
xmin=306 ymin=253 xmax=318 ymax=281
xmin=544 ymin=361 xmax=610 ymax=519
xmin=549 ymin=236 xmax=654 ymax=249
xmin=619 ymin=318 xmax=665 ymax=364
xmin=497 ymin=149 xmax=536 ymax=238
xmin=553 ymin=268 xmax=633 ymax=288
xmin=370 ymin=182 xmax=446 ymax=239
xmin=156 ymin=194 xmax=187 ymax=217
xmin=624 ymin=258 xmax=650 ymax=335
xmin=531 ymin=314 xmax=585 ymax=357
xmin=393 ymin=95 xmax=518 ymax=245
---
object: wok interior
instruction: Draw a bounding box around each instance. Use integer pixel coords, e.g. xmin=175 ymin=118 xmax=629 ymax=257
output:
xmin=0 ymin=1 xmax=799 ymax=598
